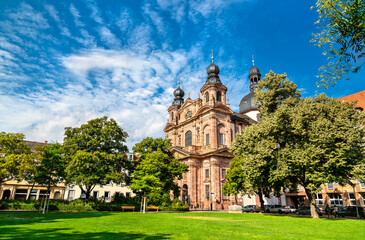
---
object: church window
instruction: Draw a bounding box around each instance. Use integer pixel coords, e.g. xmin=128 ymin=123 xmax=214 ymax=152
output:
xmin=205 ymin=169 xmax=209 ymax=178
xmin=185 ymin=130 xmax=192 ymax=147
xmin=185 ymin=111 xmax=192 ymax=119
xmin=205 ymin=93 xmax=209 ymax=103
xmin=222 ymin=169 xmax=227 ymax=179
xmin=171 ymin=112 xmax=174 ymax=120
xmin=205 ymin=134 xmax=210 ymax=145
xmin=219 ymin=133 xmax=224 ymax=145
xmin=217 ymin=92 xmax=222 ymax=102
xmin=205 ymin=185 xmax=210 ymax=200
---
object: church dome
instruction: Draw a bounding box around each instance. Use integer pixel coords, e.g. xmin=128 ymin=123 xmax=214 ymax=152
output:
xmin=172 ymin=85 xmax=185 ymax=107
xmin=206 ymin=63 xmax=220 ymax=75
xmin=239 ymin=91 xmax=258 ymax=114
xmin=249 ymin=65 xmax=260 ymax=77
xmin=174 ymin=86 xmax=184 ymax=98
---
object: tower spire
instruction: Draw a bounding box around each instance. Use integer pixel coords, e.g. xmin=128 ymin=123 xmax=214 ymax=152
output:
xmin=252 ymin=54 xmax=255 ymax=66
xmin=178 ymin=76 xmax=180 ymax=86
xmin=211 ymin=49 xmax=214 ymax=63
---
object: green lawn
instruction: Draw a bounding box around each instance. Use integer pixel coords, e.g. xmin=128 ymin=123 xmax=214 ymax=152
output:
xmin=0 ymin=211 xmax=364 ymax=239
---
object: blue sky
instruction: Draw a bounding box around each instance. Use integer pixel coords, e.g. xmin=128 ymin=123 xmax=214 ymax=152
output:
xmin=0 ymin=0 xmax=364 ymax=149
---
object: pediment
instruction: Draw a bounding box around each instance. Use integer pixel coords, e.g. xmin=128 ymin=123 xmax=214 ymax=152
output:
xmin=195 ymin=103 xmax=233 ymax=116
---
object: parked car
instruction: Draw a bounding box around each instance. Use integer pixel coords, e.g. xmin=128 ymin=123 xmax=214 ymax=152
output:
xmin=296 ymin=206 xmax=323 ymax=216
xmin=279 ymin=206 xmax=296 ymax=214
xmin=267 ymin=205 xmax=283 ymax=213
xmin=335 ymin=206 xmax=365 ymax=218
xmin=264 ymin=205 xmax=272 ymax=213
xmin=242 ymin=205 xmax=260 ymax=213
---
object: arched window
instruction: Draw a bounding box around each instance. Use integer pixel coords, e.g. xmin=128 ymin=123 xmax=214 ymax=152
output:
xmin=217 ymin=92 xmax=222 ymax=102
xmin=254 ymin=77 xmax=257 ymax=83
xmin=185 ymin=130 xmax=192 ymax=147
xmin=205 ymin=93 xmax=209 ymax=103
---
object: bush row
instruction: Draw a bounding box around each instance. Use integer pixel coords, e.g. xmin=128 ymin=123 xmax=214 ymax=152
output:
xmin=0 ymin=198 xmax=189 ymax=212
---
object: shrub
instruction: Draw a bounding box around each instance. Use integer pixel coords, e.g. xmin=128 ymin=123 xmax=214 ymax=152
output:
xmin=160 ymin=199 xmax=189 ymax=212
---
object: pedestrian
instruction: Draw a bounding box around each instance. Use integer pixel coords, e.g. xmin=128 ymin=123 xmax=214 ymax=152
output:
xmin=325 ymin=205 xmax=330 ymax=218
xmin=333 ymin=206 xmax=338 ymax=218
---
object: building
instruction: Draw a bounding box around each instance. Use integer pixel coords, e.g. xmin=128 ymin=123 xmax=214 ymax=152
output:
xmin=64 ymin=152 xmax=137 ymax=202
xmin=0 ymin=141 xmax=66 ymax=201
xmin=164 ymin=57 xmax=266 ymax=210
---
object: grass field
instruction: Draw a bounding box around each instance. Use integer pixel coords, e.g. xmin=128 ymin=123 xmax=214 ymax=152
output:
xmin=0 ymin=211 xmax=364 ymax=239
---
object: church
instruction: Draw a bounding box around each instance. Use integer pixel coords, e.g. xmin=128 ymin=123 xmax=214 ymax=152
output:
xmin=164 ymin=56 xmax=261 ymax=210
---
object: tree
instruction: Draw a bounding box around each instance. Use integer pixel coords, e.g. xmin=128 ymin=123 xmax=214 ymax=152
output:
xmin=33 ymin=143 xmax=66 ymax=213
xmin=0 ymin=132 xmax=35 ymax=188
xmin=273 ymin=93 xmax=365 ymax=218
xmin=311 ymin=0 xmax=365 ymax=88
xmin=131 ymin=138 xmax=188 ymax=209
xmin=63 ymin=116 xmax=129 ymax=202
xmin=226 ymin=71 xmax=364 ymax=218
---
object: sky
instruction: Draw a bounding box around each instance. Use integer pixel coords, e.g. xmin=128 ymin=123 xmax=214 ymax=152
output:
xmin=0 ymin=0 xmax=364 ymax=150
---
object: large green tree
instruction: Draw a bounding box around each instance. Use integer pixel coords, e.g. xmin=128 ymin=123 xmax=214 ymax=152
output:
xmin=63 ymin=116 xmax=129 ymax=202
xmin=0 ymin=132 xmax=35 ymax=188
xmin=226 ymin=71 xmax=364 ymax=218
xmin=131 ymin=138 xmax=188 ymax=206
xmin=33 ymin=143 xmax=66 ymax=213
xmin=225 ymin=71 xmax=300 ymax=211
xmin=273 ymin=93 xmax=364 ymax=218
xmin=311 ymin=0 xmax=365 ymax=87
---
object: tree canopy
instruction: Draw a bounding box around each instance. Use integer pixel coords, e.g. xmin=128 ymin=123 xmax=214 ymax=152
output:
xmin=311 ymin=0 xmax=365 ymax=87
xmin=131 ymin=138 xmax=188 ymax=206
xmin=0 ymin=132 xmax=35 ymax=186
xmin=63 ymin=116 xmax=129 ymax=202
xmin=226 ymin=71 xmax=365 ymax=218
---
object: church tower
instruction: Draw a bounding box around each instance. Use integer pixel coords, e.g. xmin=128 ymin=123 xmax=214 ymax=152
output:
xmin=239 ymin=57 xmax=261 ymax=121
xmin=164 ymin=54 xmax=255 ymax=210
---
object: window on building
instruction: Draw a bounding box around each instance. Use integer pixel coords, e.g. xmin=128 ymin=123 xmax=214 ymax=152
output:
xmin=348 ymin=193 xmax=356 ymax=206
xmin=206 ymin=133 xmax=210 ymax=145
xmin=53 ymin=191 xmax=60 ymax=200
xmin=361 ymin=182 xmax=365 ymax=189
xmin=104 ymin=191 xmax=110 ymax=201
xmin=219 ymin=133 xmax=224 ymax=145
xmin=315 ymin=193 xmax=323 ymax=206
xmin=327 ymin=183 xmax=334 ymax=190
xmin=205 ymin=185 xmax=210 ymax=200
xmin=329 ymin=193 xmax=343 ymax=206
xmin=217 ymin=92 xmax=222 ymax=102
xmin=185 ymin=130 xmax=192 ymax=147
xmin=14 ymin=189 xmax=28 ymax=200
xmin=29 ymin=189 xmax=38 ymax=200
xmin=171 ymin=112 xmax=174 ymax=120
xmin=67 ymin=190 xmax=75 ymax=200
xmin=93 ymin=191 xmax=99 ymax=199
xmin=205 ymin=169 xmax=209 ymax=179
xmin=39 ymin=190 xmax=49 ymax=199
xmin=126 ymin=192 xmax=131 ymax=198
xmin=222 ymin=169 xmax=227 ymax=179
xmin=205 ymin=93 xmax=209 ymax=103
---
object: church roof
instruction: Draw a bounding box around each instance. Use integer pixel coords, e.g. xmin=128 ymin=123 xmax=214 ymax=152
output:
xmin=338 ymin=90 xmax=365 ymax=111
xmin=231 ymin=112 xmax=256 ymax=124
xmin=239 ymin=91 xmax=259 ymax=114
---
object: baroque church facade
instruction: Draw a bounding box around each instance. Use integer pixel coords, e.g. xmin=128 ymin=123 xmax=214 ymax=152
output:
xmin=164 ymin=58 xmax=261 ymax=210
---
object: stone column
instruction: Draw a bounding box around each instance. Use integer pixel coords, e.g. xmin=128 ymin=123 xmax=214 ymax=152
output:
xmin=211 ymin=116 xmax=218 ymax=150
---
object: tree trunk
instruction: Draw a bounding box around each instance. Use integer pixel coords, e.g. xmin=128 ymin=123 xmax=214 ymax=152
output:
xmin=143 ymin=194 xmax=147 ymax=214
xmin=351 ymin=185 xmax=360 ymax=219
xmin=26 ymin=182 xmax=35 ymax=200
xmin=42 ymin=191 xmax=48 ymax=214
xmin=258 ymin=190 xmax=265 ymax=213
xmin=304 ymin=188 xmax=319 ymax=219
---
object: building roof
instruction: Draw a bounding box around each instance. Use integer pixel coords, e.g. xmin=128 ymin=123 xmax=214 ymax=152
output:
xmin=338 ymin=90 xmax=365 ymax=111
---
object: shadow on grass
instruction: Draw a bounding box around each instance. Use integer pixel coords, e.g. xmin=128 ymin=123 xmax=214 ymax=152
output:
xmin=0 ymin=226 xmax=170 ymax=239
xmin=0 ymin=211 xmax=113 ymax=226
